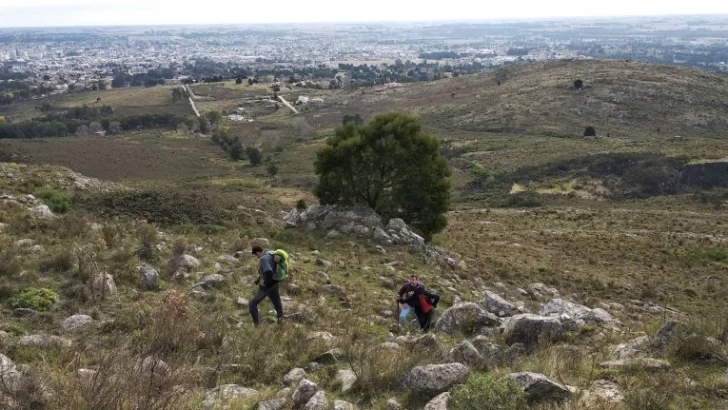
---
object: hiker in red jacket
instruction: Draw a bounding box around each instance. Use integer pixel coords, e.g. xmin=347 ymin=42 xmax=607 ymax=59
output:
xmin=397 ymin=274 xmax=435 ymax=332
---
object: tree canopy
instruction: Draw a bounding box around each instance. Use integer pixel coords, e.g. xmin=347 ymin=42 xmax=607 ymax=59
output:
xmin=314 ymin=112 xmax=451 ymax=240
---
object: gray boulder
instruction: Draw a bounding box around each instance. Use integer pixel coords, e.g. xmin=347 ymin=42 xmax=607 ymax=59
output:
xmin=92 ymin=273 xmax=118 ymax=297
xmin=252 ymin=238 xmax=270 ymax=247
xmin=506 ymin=372 xmax=572 ymax=403
xmin=138 ymin=264 xmax=160 ymax=291
xmin=539 ymin=299 xmax=615 ymax=326
xmin=333 ymin=400 xmax=355 ymax=410
xmin=19 ymin=334 xmax=72 ymax=349
xmin=314 ymin=348 xmax=343 ymax=364
xmin=449 ymin=341 xmax=484 ymax=369
xmin=321 ymin=284 xmax=344 ymax=296
xmin=336 ymin=369 xmax=357 ymax=392
xmin=177 ymin=254 xmax=200 ymax=270
xmin=217 ymin=255 xmax=239 ymax=266
xmin=501 ymin=314 xmax=564 ymax=346
xmin=434 ymin=303 xmax=500 ymax=335
xmin=315 ymin=258 xmax=332 ymax=268
xmin=483 ymin=290 xmax=521 ymax=317
xmin=194 ymin=274 xmax=226 ymax=290
xmin=61 ymin=314 xmax=94 ymax=332
xmin=283 ymin=368 xmax=307 ymax=385
xmin=400 ymin=363 xmax=470 ymax=395
xmin=256 ymin=399 xmax=287 ymax=410
xmin=599 ymin=358 xmax=671 ymax=371
xmin=0 ymin=354 xmax=21 ymax=389
xmin=385 ymin=398 xmax=402 ymax=410
xmin=292 ymin=379 xmax=319 ymax=408
xmin=387 ymin=218 xmax=408 ymax=231
xmin=136 ymin=356 xmax=170 ymax=376
xmin=203 ymin=384 xmax=259 ymax=410
xmin=304 ymin=390 xmax=328 ymax=410
xmin=424 ymin=392 xmax=451 ymax=410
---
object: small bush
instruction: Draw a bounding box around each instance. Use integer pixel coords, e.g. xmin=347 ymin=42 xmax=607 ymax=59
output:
xmin=296 ymin=199 xmax=307 ymax=210
xmin=583 ymin=126 xmax=596 ymax=137
xmin=0 ymin=249 xmax=22 ymax=277
xmin=36 ymin=189 xmax=73 ymax=214
xmin=451 ymin=373 xmax=529 ymax=410
xmin=9 ymin=287 xmax=59 ymax=311
xmin=573 ymin=79 xmax=584 ymax=89
xmin=39 ymin=251 xmax=75 ymax=274
xmin=505 ymin=191 xmax=544 ymax=208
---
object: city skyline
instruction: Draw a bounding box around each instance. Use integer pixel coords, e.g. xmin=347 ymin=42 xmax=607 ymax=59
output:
xmin=2 ymin=0 xmax=728 ymax=28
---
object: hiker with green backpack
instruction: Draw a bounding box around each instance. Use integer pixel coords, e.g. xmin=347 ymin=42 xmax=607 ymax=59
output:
xmin=249 ymin=246 xmax=289 ymax=326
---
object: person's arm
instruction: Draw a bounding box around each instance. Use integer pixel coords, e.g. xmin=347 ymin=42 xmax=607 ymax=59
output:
xmin=397 ymin=283 xmax=408 ymax=301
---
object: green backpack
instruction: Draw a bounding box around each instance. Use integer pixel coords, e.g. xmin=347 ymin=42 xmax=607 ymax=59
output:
xmin=272 ymin=249 xmax=289 ymax=282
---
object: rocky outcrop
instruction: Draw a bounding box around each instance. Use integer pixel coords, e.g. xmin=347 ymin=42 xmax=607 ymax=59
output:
xmin=256 ymin=399 xmax=287 ymax=410
xmin=448 ymin=341 xmax=484 ymax=369
xmin=399 ymin=363 xmax=470 ymax=395
xmin=283 ymin=368 xmax=308 ymax=385
xmin=283 ymin=206 xmax=459 ymax=267
xmin=194 ymin=274 xmax=226 ymax=290
xmin=539 ymin=299 xmax=616 ymax=327
xmin=483 ymin=290 xmax=521 ymax=317
xmin=434 ymin=303 xmax=500 ymax=335
xmin=61 ymin=314 xmax=94 ymax=332
xmin=501 ymin=314 xmax=564 ymax=347
xmin=92 ymin=273 xmax=117 ymax=297
xmin=19 ymin=334 xmax=72 ymax=349
xmin=333 ymin=400 xmax=355 ymax=410
xmin=424 ymin=392 xmax=451 ymax=410
xmin=0 ymin=354 xmax=21 ymax=389
xmin=304 ymin=391 xmax=328 ymax=410
xmin=506 ymin=372 xmax=572 ymax=403
xmin=292 ymin=379 xmax=319 ymax=408
xmin=203 ymin=384 xmax=259 ymax=410
xmin=335 ymin=369 xmax=357 ymax=393
xmin=138 ymin=264 xmax=160 ymax=291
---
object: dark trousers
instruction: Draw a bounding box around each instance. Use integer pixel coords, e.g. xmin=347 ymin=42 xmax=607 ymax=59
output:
xmin=249 ymin=283 xmax=283 ymax=325
xmin=415 ymin=308 xmax=433 ymax=333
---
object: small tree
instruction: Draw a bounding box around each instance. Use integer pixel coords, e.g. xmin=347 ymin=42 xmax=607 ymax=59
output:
xmin=573 ymin=79 xmax=584 ymax=89
xmin=248 ymin=78 xmax=254 ymax=86
xmin=314 ymin=112 xmax=451 ymax=241
xmin=584 ymin=126 xmax=596 ymax=137
xmin=236 ymin=77 xmax=243 ymax=85
xmin=229 ymin=139 xmax=244 ymax=161
xmin=108 ymin=121 xmax=122 ymax=134
xmin=75 ymin=125 xmax=89 ymax=136
xmin=267 ymin=162 xmax=279 ymax=177
xmin=89 ymin=122 xmax=104 ymax=133
xmin=246 ymin=147 xmax=262 ymax=166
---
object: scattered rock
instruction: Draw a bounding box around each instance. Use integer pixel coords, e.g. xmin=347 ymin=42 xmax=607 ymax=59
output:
xmin=333 ymin=400 xmax=355 ymax=410
xmin=316 ymin=271 xmax=330 ymax=281
xmin=336 ymin=369 xmax=357 ymax=392
xmin=19 ymin=334 xmax=72 ymax=349
xmin=375 ymin=245 xmax=387 ymax=255
xmin=307 ymin=332 xmax=336 ymax=343
xmin=0 ymin=222 xmax=7 ymax=233
xmin=506 ymin=372 xmax=572 ymax=403
xmin=314 ymin=348 xmax=343 ymax=364
xmin=501 ymin=314 xmax=564 ymax=347
xmin=15 ymin=238 xmax=35 ymax=247
xmin=611 ymin=335 xmax=651 ymax=359
xmin=61 ymin=314 xmax=94 ymax=332
xmin=321 ymin=284 xmax=344 ymax=296
xmin=31 ymin=204 xmax=55 ymax=219
xmin=385 ymin=398 xmax=402 ymax=410
xmin=138 ymin=264 xmax=160 ymax=291
xmin=292 ymin=379 xmax=318 ymax=408
xmin=177 ymin=254 xmax=200 ymax=270
xmin=92 ymin=273 xmax=118 ymax=297
xmin=194 ymin=274 xmax=226 ymax=290
xmin=399 ymin=363 xmax=470 ymax=395
xmin=136 ymin=356 xmax=170 ymax=376
xmin=449 ymin=341 xmax=484 ymax=369
xmin=13 ymin=308 xmax=37 ymax=317
xmin=380 ymin=277 xmax=396 ymax=289
xmin=0 ymin=354 xmax=21 ymax=389
xmin=653 ymin=320 xmax=680 ymax=347
xmin=434 ymin=302 xmax=500 ymax=335
xmin=424 ymin=392 xmax=451 ymax=410
xmin=217 ymin=255 xmax=238 ymax=266
xmin=256 ymin=398 xmax=287 ymax=410
xmin=252 ymin=238 xmax=270 ymax=247
xmin=599 ymin=358 xmax=671 ymax=371
xmin=236 ymin=297 xmax=250 ymax=308
xmin=304 ymin=390 xmax=328 ymax=410
xmin=380 ymin=342 xmax=401 ymax=351
xmin=539 ymin=299 xmax=616 ymax=326
xmin=483 ymin=290 xmax=521 ymax=317
xmin=587 ymin=380 xmax=623 ymax=403
xmin=203 ymin=384 xmax=259 ymax=410
xmin=0 ymin=331 xmax=9 ymax=345
xmin=283 ymin=368 xmax=307 ymax=385
xmin=315 ymin=258 xmax=332 ymax=268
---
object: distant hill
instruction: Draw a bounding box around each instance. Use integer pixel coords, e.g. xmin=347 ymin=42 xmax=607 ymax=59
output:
xmin=346 ymin=59 xmax=728 ymax=138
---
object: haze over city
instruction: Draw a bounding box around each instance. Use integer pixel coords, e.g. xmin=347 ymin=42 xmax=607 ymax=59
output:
xmin=2 ymin=0 xmax=728 ymax=27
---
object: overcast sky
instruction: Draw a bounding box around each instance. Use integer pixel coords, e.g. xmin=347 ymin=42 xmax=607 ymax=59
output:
xmin=1 ymin=0 xmax=727 ymax=28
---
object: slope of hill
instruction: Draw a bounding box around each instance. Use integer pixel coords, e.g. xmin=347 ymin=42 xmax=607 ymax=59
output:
xmin=330 ymin=59 xmax=728 ymax=138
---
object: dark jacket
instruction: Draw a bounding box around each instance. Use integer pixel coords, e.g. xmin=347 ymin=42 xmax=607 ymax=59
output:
xmin=398 ymin=281 xmax=432 ymax=313
xmin=258 ymin=251 xmax=277 ymax=289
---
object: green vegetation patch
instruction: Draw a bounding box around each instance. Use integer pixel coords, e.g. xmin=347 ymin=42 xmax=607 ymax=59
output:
xmin=450 ymin=373 xmax=529 ymax=410
xmin=9 ymin=287 xmax=59 ymax=311
xmin=36 ymin=188 xmax=73 ymax=213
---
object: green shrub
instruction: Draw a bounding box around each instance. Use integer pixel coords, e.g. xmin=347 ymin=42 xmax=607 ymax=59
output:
xmin=9 ymin=287 xmax=59 ymax=311
xmin=451 ymin=373 xmax=529 ymax=410
xmin=296 ymin=199 xmax=307 ymax=210
xmin=505 ymin=191 xmax=544 ymax=208
xmin=36 ymin=189 xmax=73 ymax=213
xmin=39 ymin=251 xmax=75 ymax=273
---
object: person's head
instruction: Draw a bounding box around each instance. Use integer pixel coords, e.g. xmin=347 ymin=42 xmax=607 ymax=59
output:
xmin=251 ymin=245 xmax=264 ymax=259
xmin=409 ymin=273 xmax=419 ymax=286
